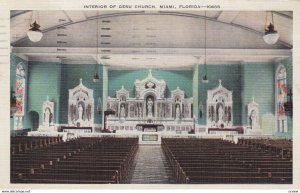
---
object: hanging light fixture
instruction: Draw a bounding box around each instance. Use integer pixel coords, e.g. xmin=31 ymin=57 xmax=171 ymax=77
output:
xmin=93 ymin=13 xmax=100 ymax=83
xmin=93 ymin=65 xmax=100 ymax=82
xmin=27 ymin=11 xmax=43 ymax=42
xmin=202 ymin=11 xmax=209 ymax=83
xmin=263 ymin=11 xmax=279 ymax=45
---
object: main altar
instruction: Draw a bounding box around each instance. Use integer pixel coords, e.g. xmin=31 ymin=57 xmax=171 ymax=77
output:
xmin=106 ymin=70 xmax=194 ymax=133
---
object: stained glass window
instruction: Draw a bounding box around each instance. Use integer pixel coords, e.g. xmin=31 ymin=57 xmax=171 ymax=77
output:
xmin=276 ymin=65 xmax=287 ymax=133
xmin=14 ymin=63 xmax=26 ymax=129
xmin=15 ymin=63 xmax=26 ymax=116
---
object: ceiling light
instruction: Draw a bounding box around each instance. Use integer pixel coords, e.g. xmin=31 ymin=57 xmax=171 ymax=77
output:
xmin=27 ymin=21 xmax=43 ymax=42
xmin=27 ymin=11 xmax=43 ymax=42
xmin=93 ymin=72 xmax=100 ymax=82
xmin=263 ymin=11 xmax=279 ymax=45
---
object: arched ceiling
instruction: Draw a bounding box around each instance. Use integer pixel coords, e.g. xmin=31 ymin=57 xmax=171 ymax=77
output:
xmin=10 ymin=10 xmax=293 ymax=69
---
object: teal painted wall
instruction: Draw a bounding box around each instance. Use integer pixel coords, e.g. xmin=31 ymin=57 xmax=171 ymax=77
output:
xmin=198 ymin=64 xmax=242 ymax=125
xmin=108 ymin=69 xmax=193 ymax=98
xmin=25 ymin=62 xmax=104 ymax=127
xmin=10 ymin=54 xmax=28 ymax=129
xmin=241 ymin=62 xmax=275 ymax=135
xmin=27 ymin=61 xmax=62 ymax=127
xmin=59 ymin=64 xmax=103 ymax=124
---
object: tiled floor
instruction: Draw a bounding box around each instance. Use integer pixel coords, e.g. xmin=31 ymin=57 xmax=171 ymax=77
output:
xmin=128 ymin=145 xmax=176 ymax=184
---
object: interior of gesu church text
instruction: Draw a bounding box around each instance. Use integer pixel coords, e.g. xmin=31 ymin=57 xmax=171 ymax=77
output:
xmin=10 ymin=10 xmax=293 ymax=184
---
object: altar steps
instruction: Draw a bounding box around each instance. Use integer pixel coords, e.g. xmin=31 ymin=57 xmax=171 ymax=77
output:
xmin=128 ymin=145 xmax=176 ymax=184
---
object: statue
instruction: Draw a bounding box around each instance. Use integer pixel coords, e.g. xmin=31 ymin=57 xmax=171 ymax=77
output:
xmin=147 ymin=98 xmax=153 ymax=117
xmin=247 ymin=98 xmax=261 ymax=133
xmin=120 ymin=104 xmax=126 ymax=118
xmin=77 ymin=104 xmax=84 ymax=121
xmin=44 ymin=108 xmax=51 ymax=126
xmin=218 ymin=105 xmax=224 ymax=126
xmin=250 ymin=110 xmax=258 ymax=129
xmin=175 ymin=105 xmax=180 ymax=120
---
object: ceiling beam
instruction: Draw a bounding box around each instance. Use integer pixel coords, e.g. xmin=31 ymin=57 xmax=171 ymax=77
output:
xmin=63 ymin=10 xmax=87 ymax=22
xmin=216 ymin=11 xmax=240 ymax=23
xmin=12 ymin=47 xmax=291 ymax=67
xmin=12 ymin=46 xmax=292 ymax=56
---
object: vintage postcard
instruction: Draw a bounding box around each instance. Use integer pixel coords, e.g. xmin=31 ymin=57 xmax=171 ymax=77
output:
xmin=0 ymin=0 xmax=299 ymax=191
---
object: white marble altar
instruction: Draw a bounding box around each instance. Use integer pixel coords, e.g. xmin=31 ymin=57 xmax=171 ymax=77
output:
xmin=38 ymin=96 xmax=56 ymax=132
xmin=207 ymin=80 xmax=233 ymax=128
xmin=68 ymin=79 xmax=94 ymax=127
xmin=106 ymin=70 xmax=194 ymax=132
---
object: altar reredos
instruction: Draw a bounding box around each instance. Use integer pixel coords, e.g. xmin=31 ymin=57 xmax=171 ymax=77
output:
xmin=134 ymin=70 xmax=166 ymax=99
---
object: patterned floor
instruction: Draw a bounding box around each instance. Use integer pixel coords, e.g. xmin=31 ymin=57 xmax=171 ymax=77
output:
xmin=128 ymin=145 xmax=176 ymax=184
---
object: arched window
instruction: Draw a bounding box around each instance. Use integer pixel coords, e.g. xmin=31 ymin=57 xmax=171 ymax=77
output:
xmin=14 ymin=62 xmax=26 ymax=129
xmin=275 ymin=64 xmax=287 ymax=133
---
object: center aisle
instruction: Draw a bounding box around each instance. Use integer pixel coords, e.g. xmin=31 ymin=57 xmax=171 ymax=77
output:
xmin=128 ymin=145 xmax=176 ymax=184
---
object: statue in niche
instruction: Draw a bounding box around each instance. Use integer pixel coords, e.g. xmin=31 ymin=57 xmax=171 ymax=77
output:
xmin=44 ymin=108 xmax=52 ymax=127
xmin=147 ymin=97 xmax=154 ymax=118
xmin=120 ymin=104 xmax=126 ymax=118
xmin=77 ymin=103 xmax=84 ymax=122
xmin=250 ymin=110 xmax=258 ymax=129
xmin=217 ymin=104 xmax=224 ymax=126
xmin=175 ymin=105 xmax=180 ymax=120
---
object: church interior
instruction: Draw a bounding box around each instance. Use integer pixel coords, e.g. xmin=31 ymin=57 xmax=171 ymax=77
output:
xmin=9 ymin=10 xmax=293 ymax=184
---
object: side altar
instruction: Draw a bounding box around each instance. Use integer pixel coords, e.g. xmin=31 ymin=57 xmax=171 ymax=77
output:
xmin=106 ymin=70 xmax=194 ymax=133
